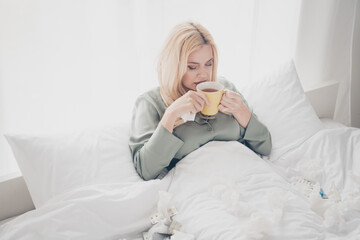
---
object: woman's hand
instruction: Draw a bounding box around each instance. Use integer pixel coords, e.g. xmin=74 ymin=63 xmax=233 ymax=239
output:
xmin=219 ymin=90 xmax=252 ymax=128
xmin=161 ymin=91 xmax=209 ymax=133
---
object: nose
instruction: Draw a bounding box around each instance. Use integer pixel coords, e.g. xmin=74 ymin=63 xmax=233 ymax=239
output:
xmin=197 ymin=67 xmax=208 ymax=78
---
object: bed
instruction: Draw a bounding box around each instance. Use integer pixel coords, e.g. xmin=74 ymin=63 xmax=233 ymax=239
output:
xmin=1 ymin=60 xmax=359 ymax=239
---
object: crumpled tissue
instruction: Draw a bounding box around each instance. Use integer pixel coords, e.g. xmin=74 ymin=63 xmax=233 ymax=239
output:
xmin=181 ymin=112 xmax=196 ymax=123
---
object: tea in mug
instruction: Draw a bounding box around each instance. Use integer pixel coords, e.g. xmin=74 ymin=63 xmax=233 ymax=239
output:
xmin=202 ymin=88 xmax=218 ymax=92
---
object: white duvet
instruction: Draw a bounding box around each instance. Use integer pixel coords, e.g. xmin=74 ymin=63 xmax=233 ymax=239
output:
xmin=167 ymin=141 xmax=324 ymax=239
xmin=1 ymin=128 xmax=360 ymax=239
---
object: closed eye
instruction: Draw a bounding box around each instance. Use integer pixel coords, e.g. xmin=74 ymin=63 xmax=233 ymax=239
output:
xmin=206 ymin=59 xmax=214 ymax=67
xmin=188 ymin=65 xmax=197 ymax=70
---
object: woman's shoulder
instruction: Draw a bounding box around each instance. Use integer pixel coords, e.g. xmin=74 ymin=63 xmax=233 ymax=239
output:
xmin=135 ymin=87 xmax=166 ymax=113
xmin=137 ymin=87 xmax=161 ymax=101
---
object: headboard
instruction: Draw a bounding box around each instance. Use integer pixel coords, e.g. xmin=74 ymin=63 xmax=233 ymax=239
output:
xmin=304 ymin=81 xmax=339 ymax=119
xmin=0 ymin=173 xmax=35 ymax=222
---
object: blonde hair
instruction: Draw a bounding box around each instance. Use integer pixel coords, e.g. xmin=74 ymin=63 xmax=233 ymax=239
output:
xmin=157 ymin=21 xmax=218 ymax=108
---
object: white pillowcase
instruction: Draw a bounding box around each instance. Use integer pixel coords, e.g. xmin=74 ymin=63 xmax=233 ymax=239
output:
xmin=5 ymin=122 xmax=141 ymax=208
xmin=243 ymin=60 xmax=323 ymax=159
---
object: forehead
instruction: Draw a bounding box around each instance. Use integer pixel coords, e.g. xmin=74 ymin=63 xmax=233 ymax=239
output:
xmin=188 ymin=44 xmax=213 ymax=62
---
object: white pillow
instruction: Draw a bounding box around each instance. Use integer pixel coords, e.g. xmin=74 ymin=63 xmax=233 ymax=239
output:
xmin=5 ymin=122 xmax=141 ymax=208
xmin=243 ymin=60 xmax=323 ymax=159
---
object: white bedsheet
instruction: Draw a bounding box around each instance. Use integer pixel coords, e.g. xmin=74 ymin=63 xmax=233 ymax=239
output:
xmin=269 ymin=127 xmax=360 ymax=238
xmin=271 ymin=127 xmax=360 ymax=194
xmin=1 ymin=127 xmax=360 ymax=239
xmin=0 ymin=180 xmax=170 ymax=240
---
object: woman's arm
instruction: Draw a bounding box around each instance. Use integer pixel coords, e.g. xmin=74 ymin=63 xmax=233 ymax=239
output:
xmin=160 ymin=90 xmax=210 ymax=133
xmin=238 ymin=112 xmax=272 ymax=156
xmin=129 ymin=95 xmax=184 ymax=180
xmin=129 ymin=90 xmax=209 ymax=180
xmin=218 ymin=78 xmax=272 ymax=156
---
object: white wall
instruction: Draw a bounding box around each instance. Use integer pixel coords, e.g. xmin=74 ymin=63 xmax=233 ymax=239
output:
xmin=0 ymin=1 xmax=153 ymax=134
xmin=295 ymin=0 xmax=336 ymax=91
xmin=295 ymin=0 xmax=353 ymax=91
xmin=295 ymin=0 xmax=359 ymax=127
xmin=0 ymin=0 xmax=300 ymax=175
xmin=351 ymin=1 xmax=360 ymax=128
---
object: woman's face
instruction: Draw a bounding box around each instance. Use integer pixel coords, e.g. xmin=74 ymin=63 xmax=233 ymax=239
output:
xmin=181 ymin=44 xmax=214 ymax=91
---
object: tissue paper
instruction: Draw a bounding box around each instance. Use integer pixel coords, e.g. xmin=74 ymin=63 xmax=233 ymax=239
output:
xmin=181 ymin=112 xmax=196 ymax=122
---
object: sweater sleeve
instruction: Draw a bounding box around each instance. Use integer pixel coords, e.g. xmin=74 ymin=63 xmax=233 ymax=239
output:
xmin=219 ymin=77 xmax=272 ymax=156
xmin=239 ymin=113 xmax=272 ymax=156
xmin=129 ymin=95 xmax=184 ymax=180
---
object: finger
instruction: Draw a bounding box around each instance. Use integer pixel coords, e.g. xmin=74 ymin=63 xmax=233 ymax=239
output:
xmin=218 ymin=104 xmax=231 ymax=115
xmin=221 ymin=91 xmax=237 ymax=101
xmin=186 ymin=99 xmax=199 ymax=114
xmin=194 ymin=91 xmax=210 ymax=106
xmin=189 ymin=94 xmax=206 ymax=112
xmin=190 ymin=98 xmax=203 ymax=112
xmin=189 ymin=105 xmax=197 ymax=115
xmin=185 ymin=91 xmax=202 ymax=109
xmin=225 ymin=90 xmax=240 ymax=99
xmin=192 ymin=96 xmax=205 ymax=112
xmin=220 ymin=98 xmax=235 ymax=108
xmin=221 ymin=93 xmax=230 ymax=102
xmin=223 ymin=93 xmax=244 ymax=107
xmin=218 ymin=104 xmax=225 ymax=112
xmin=192 ymin=94 xmax=206 ymax=108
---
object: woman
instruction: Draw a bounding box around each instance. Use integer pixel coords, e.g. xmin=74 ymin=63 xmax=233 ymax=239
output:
xmin=129 ymin=21 xmax=271 ymax=180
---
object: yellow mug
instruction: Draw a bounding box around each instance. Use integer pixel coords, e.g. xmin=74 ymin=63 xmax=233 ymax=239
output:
xmin=196 ymin=81 xmax=225 ymax=116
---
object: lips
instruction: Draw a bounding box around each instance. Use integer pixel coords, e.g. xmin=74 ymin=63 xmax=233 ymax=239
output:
xmin=195 ymin=80 xmax=207 ymax=85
